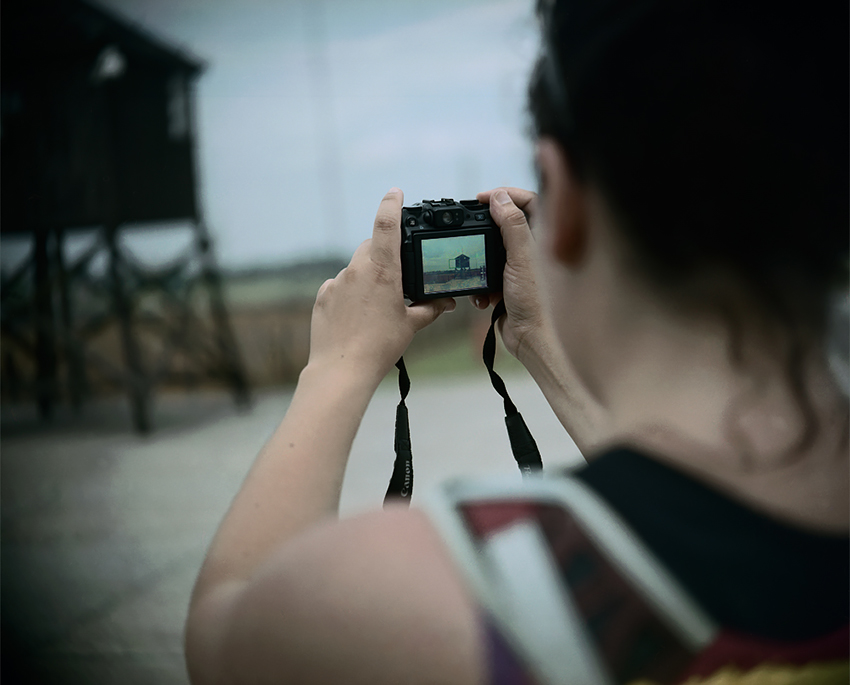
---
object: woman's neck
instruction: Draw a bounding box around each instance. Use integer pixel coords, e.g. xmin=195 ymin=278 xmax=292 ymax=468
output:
xmin=596 ymin=303 xmax=850 ymax=533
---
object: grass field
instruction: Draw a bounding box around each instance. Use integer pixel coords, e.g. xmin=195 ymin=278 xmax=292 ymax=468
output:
xmin=223 ymin=260 xmax=525 ymax=383
xmin=403 ymin=325 xmax=525 ymax=380
xmin=222 ymin=259 xmax=347 ymax=307
xmin=0 ymin=258 xmax=527 ymax=405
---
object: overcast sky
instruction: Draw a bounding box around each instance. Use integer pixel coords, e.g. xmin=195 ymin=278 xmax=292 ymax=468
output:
xmin=85 ymin=0 xmax=541 ymax=269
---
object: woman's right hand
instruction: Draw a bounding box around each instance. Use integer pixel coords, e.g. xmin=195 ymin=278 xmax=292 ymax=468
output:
xmin=472 ymin=187 xmax=553 ymax=364
xmin=474 ymin=186 xmax=607 ymax=455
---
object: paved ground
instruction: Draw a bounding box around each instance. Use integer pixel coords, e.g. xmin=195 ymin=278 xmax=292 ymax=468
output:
xmin=1 ymin=372 xmax=582 ymax=684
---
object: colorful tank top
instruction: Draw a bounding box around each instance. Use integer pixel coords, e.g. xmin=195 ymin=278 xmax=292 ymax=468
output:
xmin=423 ymin=448 xmax=849 ymax=684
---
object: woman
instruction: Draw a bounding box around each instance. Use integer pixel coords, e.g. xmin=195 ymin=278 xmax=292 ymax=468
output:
xmin=185 ymin=0 xmax=848 ymax=682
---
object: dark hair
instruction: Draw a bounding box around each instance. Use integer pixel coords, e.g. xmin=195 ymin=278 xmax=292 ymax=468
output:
xmin=529 ymin=0 xmax=849 ymax=452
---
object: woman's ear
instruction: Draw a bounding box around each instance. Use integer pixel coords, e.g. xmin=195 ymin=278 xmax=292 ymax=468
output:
xmin=537 ymin=138 xmax=588 ymax=266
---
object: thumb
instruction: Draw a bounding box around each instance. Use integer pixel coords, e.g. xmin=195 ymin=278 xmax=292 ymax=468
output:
xmin=407 ymin=298 xmax=457 ymax=332
xmin=490 ymin=188 xmax=535 ymax=267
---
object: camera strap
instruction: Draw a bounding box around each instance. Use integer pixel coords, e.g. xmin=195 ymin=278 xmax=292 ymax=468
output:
xmin=384 ymin=357 xmax=414 ymax=505
xmin=384 ymin=300 xmax=543 ymax=507
xmin=483 ymin=299 xmax=544 ymax=476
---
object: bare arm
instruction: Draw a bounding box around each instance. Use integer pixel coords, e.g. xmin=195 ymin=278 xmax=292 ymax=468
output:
xmin=474 ymin=187 xmax=610 ymax=456
xmin=184 ymin=190 xmax=480 ymax=684
xmin=187 ymin=507 xmax=484 ymax=685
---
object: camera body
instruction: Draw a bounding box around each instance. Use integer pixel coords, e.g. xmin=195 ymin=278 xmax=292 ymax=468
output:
xmin=400 ymin=199 xmax=505 ymax=301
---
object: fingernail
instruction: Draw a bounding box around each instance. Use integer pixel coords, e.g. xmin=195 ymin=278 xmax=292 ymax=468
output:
xmin=446 ymin=300 xmax=457 ymax=312
xmin=475 ymin=296 xmax=486 ymax=308
xmin=388 ymin=187 xmax=401 ymax=194
xmin=494 ymin=189 xmax=510 ymax=205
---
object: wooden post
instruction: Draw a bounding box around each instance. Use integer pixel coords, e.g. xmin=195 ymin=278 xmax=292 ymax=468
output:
xmin=34 ymin=227 xmax=57 ymax=419
xmin=54 ymin=227 xmax=86 ymax=410
xmin=105 ymin=223 xmax=150 ymax=433
xmin=196 ymin=222 xmax=251 ymax=408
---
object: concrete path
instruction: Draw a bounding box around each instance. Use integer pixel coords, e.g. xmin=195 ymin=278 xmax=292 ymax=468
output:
xmin=2 ymin=372 xmax=582 ymax=684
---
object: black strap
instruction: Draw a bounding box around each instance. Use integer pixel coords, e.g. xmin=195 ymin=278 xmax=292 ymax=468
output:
xmin=384 ymin=301 xmax=544 ymax=506
xmin=483 ymin=300 xmax=517 ymax=416
xmin=484 ymin=300 xmax=543 ymax=476
xmin=384 ymin=357 xmax=413 ymax=506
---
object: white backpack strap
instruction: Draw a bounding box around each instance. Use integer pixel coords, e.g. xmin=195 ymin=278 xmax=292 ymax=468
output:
xmin=422 ymin=473 xmax=718 ymax=685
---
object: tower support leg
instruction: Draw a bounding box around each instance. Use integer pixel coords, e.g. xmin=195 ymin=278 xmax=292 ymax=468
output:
xmin=34 ymin=228 xmax=57 ymax=420
xmin=106 ymin=224 xmax=151 ymax=433
xmin=197 ymin=223 xmax=251 ymax=408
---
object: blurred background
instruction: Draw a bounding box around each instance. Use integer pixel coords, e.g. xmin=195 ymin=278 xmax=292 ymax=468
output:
xmin=2 ymin=0 xmax=541 ymax=402
xmin=1 ymin=0 xmax=581 ymax=683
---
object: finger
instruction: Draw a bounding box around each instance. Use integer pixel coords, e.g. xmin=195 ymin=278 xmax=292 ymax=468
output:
xmin=477 ymin=187 xmax=538 ymax=213
xmin=318 ymin=277 xmax=334 ymax=295
xmin=488 ymin=189 xmax=536 ymax=260
xmin=348 ymin=238 xmax=372 ymax=266
xmin=468 ymin=294 xmax=493 ymax=310
xmin=407 ymin=297 xmax=456 ymax=332
xmin=472 ymin=293 xmax=504 ymax=317
xmin=371 ymin=187 xmax=404 ymax=271
xmin=314 ymin=277 xmax=335 ymax=308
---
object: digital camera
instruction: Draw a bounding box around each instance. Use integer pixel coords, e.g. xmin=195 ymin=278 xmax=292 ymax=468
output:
xmin=400 ymin=199 xmax=505 ymax=301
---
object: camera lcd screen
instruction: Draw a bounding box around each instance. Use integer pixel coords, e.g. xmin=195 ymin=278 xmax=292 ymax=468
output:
xmin=421 ymin=234 xmax=488 ymax=295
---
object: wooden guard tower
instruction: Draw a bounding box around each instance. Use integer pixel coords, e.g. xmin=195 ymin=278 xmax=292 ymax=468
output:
xmin=454 ymin=254 xmax=471 ymax=276
xmin=1 ymin=0 xmax=250 ymax=432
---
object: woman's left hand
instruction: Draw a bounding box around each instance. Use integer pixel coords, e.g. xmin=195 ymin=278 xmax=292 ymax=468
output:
xmin=308 ymin=188 xmax=456 ymax=385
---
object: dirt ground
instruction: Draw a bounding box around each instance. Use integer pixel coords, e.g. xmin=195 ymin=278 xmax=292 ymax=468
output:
xmin=1 ymin=372 xmax=582 ymax=685
xmin=424 ymin=274 xmax=488 ymax=295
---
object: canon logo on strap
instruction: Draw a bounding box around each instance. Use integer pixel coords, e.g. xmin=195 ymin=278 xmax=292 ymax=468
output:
xmin=400 ymin=463 xmax=412 ymax=497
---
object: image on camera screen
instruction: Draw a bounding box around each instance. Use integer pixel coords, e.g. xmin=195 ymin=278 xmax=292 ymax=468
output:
xmin=421 ymin=234 xmax=487 ymax=295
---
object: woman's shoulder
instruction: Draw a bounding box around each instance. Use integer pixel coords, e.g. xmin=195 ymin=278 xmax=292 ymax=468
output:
xmin=195 ymin=505 xmax=485 ymax=685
